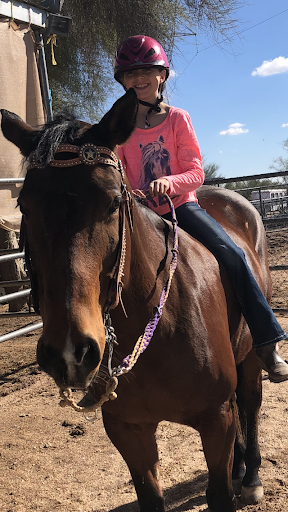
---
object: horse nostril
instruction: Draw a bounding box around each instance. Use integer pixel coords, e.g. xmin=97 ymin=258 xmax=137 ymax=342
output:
xmin=75 ymin=338 xmax=101 ymax=368
xmin=75 ymin=343 xmax=89 ymax=364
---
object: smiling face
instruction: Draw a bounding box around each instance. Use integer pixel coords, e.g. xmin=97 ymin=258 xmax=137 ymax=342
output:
xmin=121 ymin=67 xmax=166 ymax=103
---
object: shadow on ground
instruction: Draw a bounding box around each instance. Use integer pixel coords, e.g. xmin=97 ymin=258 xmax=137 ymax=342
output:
xmin=108 ymin=472 xmax=208 ymax=512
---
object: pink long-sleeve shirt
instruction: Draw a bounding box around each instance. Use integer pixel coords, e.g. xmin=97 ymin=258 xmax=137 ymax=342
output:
xmin=117 ymin=106 xmax=204 ymax=215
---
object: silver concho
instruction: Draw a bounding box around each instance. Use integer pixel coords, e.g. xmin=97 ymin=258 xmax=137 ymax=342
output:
xmin=80 ymin=144 xmax=99 ymax=165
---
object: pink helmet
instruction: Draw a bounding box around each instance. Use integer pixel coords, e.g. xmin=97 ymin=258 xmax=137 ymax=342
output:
xmin=114 ymin=35 xmax=169 ymax=83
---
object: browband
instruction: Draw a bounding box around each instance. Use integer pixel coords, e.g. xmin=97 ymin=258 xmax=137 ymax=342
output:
xmin=28 ymin=144 xmax=119 ymax=170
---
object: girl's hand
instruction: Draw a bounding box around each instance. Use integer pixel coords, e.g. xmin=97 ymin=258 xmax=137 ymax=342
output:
xmin=149 ymin=178 xmax=170 ymax=197
xmin=133 ymin=189 xmax=146 ymax=198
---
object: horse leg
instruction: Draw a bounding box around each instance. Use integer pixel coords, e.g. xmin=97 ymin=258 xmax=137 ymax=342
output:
xmin=232 ymin=364 xmax=247 ymax=495
xmin=237 ymin=352 xmax=263 ymax=505
xmin=102 ymin=410 xmax=164 ymax=512
xmin=198 ymin=401 xmax=236 ymax=512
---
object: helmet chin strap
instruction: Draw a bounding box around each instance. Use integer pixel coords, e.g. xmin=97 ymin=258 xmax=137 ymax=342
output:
xmin=139 ymin=95 xmax=163 ymax=128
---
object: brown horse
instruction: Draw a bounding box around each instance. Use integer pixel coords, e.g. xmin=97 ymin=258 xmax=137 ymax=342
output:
xmin=1 ymin=89 xmax=266 ymax=512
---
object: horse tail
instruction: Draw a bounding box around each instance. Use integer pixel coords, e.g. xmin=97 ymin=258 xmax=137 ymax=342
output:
xmin=230 ymin=392 xmax=244 ymax=445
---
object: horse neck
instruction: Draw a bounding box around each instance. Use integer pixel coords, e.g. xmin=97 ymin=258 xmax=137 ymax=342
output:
xmin=125 ymin=203 xmax=169 ymax=294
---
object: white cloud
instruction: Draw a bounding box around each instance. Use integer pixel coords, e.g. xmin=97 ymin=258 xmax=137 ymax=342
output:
xmin=281 ymin=123 xmax=288 ymax=128
xmin=219 ymin=150 xmax=223 ymax=153
xmin=220 ymin=123 xmax=249 ymax=136
xmin=168 ymin=69 xmax=177 ymax=78
xmin=252 ymin=56 xmax=288 ymax=77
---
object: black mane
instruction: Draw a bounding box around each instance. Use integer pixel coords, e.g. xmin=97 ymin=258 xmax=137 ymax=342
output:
xmin=31 ymin=112 xmax=84 ymax=166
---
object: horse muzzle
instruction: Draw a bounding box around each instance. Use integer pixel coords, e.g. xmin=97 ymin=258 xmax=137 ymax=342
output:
xmin=37 ymin=332 xmax=101 ymax=389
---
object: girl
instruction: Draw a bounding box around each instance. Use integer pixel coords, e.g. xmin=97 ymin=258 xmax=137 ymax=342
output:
xmin=114 ymin=35 xmax=288 ymax=383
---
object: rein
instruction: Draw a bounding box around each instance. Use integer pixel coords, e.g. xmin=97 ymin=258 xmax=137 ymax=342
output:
xmin=111 ymin=195 xmax=178 ymax=376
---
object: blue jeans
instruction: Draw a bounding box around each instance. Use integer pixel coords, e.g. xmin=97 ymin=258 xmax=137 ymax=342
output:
xmin=162 ymin=201 xmax=287 ymax=348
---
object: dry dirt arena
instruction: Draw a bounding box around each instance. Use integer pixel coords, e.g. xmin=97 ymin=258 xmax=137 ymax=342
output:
xmin=1 ymin=229 xmax=288 ymax=512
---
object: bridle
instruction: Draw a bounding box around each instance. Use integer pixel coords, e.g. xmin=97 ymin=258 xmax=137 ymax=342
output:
xmin=23 ymin=141 xmax=178 ymax=420
xmin=24 ymin=143 xmax=133 ymax=315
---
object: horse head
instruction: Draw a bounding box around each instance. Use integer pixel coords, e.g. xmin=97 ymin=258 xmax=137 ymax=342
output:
xmin=1 ymin=89 xmax=138 ymax=391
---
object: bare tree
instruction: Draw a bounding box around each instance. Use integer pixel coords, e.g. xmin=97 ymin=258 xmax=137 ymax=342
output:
xmin=270 ymin=138 xmax=288 ymax=183
xmin=36 ymin=0 xmax=245 ymax=119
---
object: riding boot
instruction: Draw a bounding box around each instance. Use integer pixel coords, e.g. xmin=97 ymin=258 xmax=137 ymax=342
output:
xmin=256 ymin=344 xmax=288 ymax=383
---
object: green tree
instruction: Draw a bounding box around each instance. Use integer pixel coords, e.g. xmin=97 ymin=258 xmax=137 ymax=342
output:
xmin=203 ymin=160 xmax=224 ymax=180
xmin=37 ymin=0 xmax=244 ymax=120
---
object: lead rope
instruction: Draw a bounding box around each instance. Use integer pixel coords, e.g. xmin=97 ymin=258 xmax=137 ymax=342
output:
xmin=112 ymin=195 xmax=178 ymax=376
xmin=59 ymin=194 xmax=178 ymax=420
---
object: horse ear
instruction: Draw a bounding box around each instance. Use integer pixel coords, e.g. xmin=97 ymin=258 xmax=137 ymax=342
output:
xmin=90 ymin=88 xmax=138 ymax=147
xmin=1 ymin=110 xmax=40 ymax=157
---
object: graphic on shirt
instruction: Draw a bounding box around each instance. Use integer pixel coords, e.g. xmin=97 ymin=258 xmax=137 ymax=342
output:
xmin=139 ymin=135 xmax=171 ymax=191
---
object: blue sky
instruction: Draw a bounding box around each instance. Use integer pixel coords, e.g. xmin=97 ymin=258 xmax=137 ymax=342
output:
xmin=112 ymin=1 xmax=288 ymax=179
xmin=168 ymin=1 xmax=288 ymax=178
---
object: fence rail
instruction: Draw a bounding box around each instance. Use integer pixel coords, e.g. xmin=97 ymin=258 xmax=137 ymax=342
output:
xmin=0 ymin=178 xmax=24 ymax=184
xmin=204 ymin=169 xmax=288 ymax=186
xmin=205 ymin=170 xmax=288 ymax=225
xmin=0 ymin=322 xmax=43 ymax=344
xmin=0 ymin=279 xmax=30 ymax=287
xmin=0 ymin=288 xmax=31 ymax=305
xmin=0 ymin=251 xmax=25 ymax=263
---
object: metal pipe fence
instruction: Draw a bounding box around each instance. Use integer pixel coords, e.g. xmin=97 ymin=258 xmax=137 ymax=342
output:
xmin=205 ymin=170 xmax=288 ymax=226
xmin=0 ymin=178 xmax=24 ymax=184
xmin=0 ymin=279 xmax=30 ymax=287
xmin=0 ymin=322 xmax=43 ymax=344
xmin=0 ymin=252 xmax=25 ymax=263
xmin=0 ymin=288 xmax=31 ymax=305
xmin=0 ymin=248 xmax=43 ymax=343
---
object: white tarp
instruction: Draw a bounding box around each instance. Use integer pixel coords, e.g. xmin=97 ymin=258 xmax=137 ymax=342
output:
xmin=0 ymin=18 xmax=45 ymax=231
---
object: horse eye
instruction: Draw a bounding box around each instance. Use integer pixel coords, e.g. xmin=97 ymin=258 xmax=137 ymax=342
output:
xmin=109 ymin=196 xmax=122 ymax=214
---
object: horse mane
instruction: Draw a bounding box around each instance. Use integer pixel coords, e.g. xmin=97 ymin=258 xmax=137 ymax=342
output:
xmin=31 ymin=112 xmax=83 ymax=166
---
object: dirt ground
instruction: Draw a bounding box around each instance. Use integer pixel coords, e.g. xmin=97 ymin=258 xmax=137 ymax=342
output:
xmin=1 ymin=229 xmax=288 ymax=512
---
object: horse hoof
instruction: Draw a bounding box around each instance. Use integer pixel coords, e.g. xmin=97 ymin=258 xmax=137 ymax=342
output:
xmin=240 ymin=485 xmax=264 ymax=504
xmin=232 ymin=478 xmax=242 ymax=496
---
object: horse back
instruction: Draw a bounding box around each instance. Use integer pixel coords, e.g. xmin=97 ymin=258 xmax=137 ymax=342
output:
xmin=197 ymin=185 xmax=271 ymax=301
